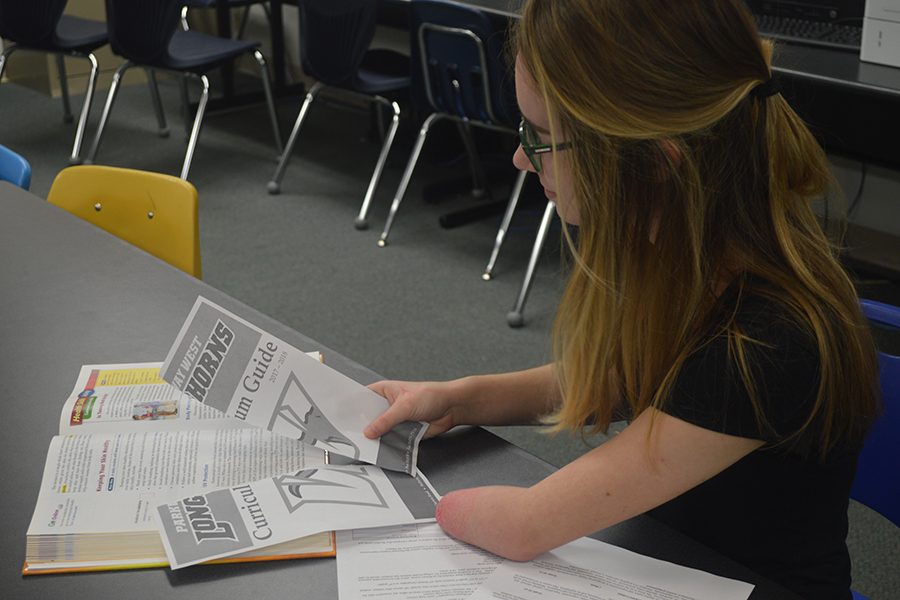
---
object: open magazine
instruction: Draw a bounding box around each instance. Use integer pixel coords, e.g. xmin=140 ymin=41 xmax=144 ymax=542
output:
xmin=23 ymin=362 xmax=336 ymax=575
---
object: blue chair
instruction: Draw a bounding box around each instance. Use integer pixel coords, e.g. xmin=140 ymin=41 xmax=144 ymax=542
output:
xmin=87 ymin=0 xmax=283 ymax=181
xmin=377 ymin=0 xmax=525 ymax=247
xmin=850 ymin=299 xmax=900 ymax=600
xmin=0 ymin=0 xmax=106 ymax=164
xmin=267 ymin=0 xmax=410 ymax=230
xmin=0 ymin=144 xmax=32 ymax=189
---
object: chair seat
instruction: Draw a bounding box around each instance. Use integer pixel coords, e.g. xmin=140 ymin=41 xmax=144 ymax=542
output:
xmin=349 ymin=49 xmax=410 ymax=95
xmin=50 ymin=15 xmax=108 ymax=53
xmin=162 ymin=30 xmax=259 ymax=72
xmin=352 ymin=69 xmax=410 ymax=95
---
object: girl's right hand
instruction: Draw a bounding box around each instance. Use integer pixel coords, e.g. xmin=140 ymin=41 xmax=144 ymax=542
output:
xmin=363 ymin=379 xmax=459 ymax=440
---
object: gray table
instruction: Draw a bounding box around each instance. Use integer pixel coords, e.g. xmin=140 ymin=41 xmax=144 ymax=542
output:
xmin=0 ymin=182 xmax=798 ymax=598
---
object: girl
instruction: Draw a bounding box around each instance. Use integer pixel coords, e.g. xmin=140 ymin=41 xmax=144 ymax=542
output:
xmin=365 ymin=2 xmax=879 ymax=598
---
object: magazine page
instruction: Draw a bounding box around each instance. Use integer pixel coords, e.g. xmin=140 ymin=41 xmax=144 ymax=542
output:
xmin=160 ymin=296 xmax=427 ymax=475
xmin=58 ymin=358 xmax=323 ymax=436
xmin=27 ymin=428 xmax=327 ymax=537
xmin=58 ymin=363 xmax=249 ymax=436
xmin=156 ymin=464 xmax=439 ymax=569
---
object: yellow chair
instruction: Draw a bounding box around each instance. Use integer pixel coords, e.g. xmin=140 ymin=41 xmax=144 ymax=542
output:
xmin=47 ymin=166 xmax=202 ymax=278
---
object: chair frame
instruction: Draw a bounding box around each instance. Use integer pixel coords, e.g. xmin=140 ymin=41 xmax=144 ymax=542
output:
xmin=86 ymin=49 xmax=281 ymax=181
xmin=266 ymin=81 xmax=402 ymax=231
xmin=504 ymin=198 xmax=555 ymax=328
xmin=0 ymin=45 xmax=99 ymax=164
xmin=377 ymin=22 xmax=524 ymax=248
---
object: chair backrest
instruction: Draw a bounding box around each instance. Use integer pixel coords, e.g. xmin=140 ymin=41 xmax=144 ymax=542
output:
xmin=851 ymin=299 xmax=900 ymax=527
xmin=410 ymin=0 xmax=517 ymax=127
xmin=47 ymin=166 xmax=202 ymax=278
xmin=0 ymin=0 xmax=67 ymax=47
xmin=0 ymin=144 xmax=32 ymax=190
xmin=297 ymin=0 xmax=377 ymax=87
xmin=105 ymin=0 xmax=181 ymax=65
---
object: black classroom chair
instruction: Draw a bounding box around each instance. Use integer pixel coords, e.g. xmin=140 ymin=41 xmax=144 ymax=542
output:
xmin=376 ymin=0 xmax=526 ymax=252
xmin=87 ymin=0 xmax=283 ymax=181
xmin=0 ymin=0 xmax=106 ymax=163
xmin=267 ymin=0 xmax=410 ymax=231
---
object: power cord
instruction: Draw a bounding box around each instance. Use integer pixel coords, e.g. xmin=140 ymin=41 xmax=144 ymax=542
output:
xmin=848 ymin=161 xmax=867 ymax=217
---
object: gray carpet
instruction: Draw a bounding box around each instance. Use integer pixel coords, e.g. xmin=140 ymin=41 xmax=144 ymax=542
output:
xmin=5 ymin=76 xmax=898 ymax=598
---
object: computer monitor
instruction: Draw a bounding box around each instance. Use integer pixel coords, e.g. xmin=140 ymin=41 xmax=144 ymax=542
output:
xmin=745 ymin=0 xmax=864 ymax=21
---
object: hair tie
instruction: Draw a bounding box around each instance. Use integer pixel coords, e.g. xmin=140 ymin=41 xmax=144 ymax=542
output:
xmin=750 ymin=78 xmax=782 ymax=101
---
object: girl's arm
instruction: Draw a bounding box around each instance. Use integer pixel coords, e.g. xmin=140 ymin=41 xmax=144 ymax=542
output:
xmin=434 ymin=407 xmax=764 ymax=561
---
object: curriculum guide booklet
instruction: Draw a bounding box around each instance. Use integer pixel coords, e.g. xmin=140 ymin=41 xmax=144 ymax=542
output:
xmin=152 ymin=297 xmax=436 ymax=569
xmin=159 ymin=296 xmax=427 ymax=476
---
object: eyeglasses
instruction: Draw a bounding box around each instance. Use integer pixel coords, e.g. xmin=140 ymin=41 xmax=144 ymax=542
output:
xmin=518 ymin=118 xmax=573 ymax=173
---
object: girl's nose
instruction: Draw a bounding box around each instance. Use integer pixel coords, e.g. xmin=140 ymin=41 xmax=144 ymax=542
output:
xmin=512 ymin=144 xmax=536 ymax=173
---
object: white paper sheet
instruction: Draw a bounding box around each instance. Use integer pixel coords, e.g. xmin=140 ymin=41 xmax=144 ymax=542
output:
xmin=336 ymin=523 xmax=502 ymax=599
xmin=468 ymin=536 xmax=754 ymax=600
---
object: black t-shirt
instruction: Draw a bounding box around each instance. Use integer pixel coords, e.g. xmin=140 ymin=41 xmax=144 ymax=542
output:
xmin=649 ymin=289 xmax=858 ymax=600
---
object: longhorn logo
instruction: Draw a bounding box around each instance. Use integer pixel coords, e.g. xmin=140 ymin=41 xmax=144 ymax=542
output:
xmin=268 ymin=371 xmax=361 ymax=458
xmin=273 ymin=466 xmax=389 ymax=513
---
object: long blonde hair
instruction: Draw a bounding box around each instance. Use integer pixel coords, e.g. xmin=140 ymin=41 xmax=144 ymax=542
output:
xmin=516 ymin=0 xmax=878 ymax=455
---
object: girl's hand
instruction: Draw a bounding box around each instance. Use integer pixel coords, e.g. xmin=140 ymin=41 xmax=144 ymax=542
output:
xmin=364 ymin=380 xmax=459 ymax=439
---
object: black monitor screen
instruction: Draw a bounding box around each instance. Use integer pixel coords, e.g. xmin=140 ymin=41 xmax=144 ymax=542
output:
xmin=745 ymin=0 xmax=864 ymax=21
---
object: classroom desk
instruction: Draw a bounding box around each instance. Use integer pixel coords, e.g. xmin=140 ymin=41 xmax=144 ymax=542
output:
xmin=0 ymin=181 xmax=799 ymax=599
xmin=769 ymin=43 xmax=900 ymax=169
xmin=390 ymin=0 xmax=900 ymax=169
xmin=382 ymin=0 xmax=523 ymax=21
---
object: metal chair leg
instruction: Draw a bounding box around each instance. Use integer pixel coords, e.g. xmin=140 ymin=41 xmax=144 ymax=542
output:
xmin=457 ymin=119 xmax=487 ymax=199
xmin=252 ymin=50 xmax=283 ymax=154
xmin=483 ymin=169 xmax=528 ymax=281
xmin=145 ymin=68 xmax=170 ymax=138
xmin=87 ymin=60 xmax=132 ymax=164
xmin=267 ymin=81 xmax=323 ymax=194
xmin=178 ymin=74 xmax=191 ymax=137
xmin=507 ymin=200 xmax=556 ymax=328
xmin=0 ymin=45 xmax=16 ymax=82
xmin=55 ymin=54 xmax=74 ymax=124
xmin=68 ymin=52 xmax=99 ymax=165
xmin=166 ymin=26 xmax=195 ymax=139
xmin=181 ymin=74 xmax=209 ymax=181
xmin=355 ymin=97 xmax=400 ymax=230
xmin=378 ymin=112 xmax=442 ymax=247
